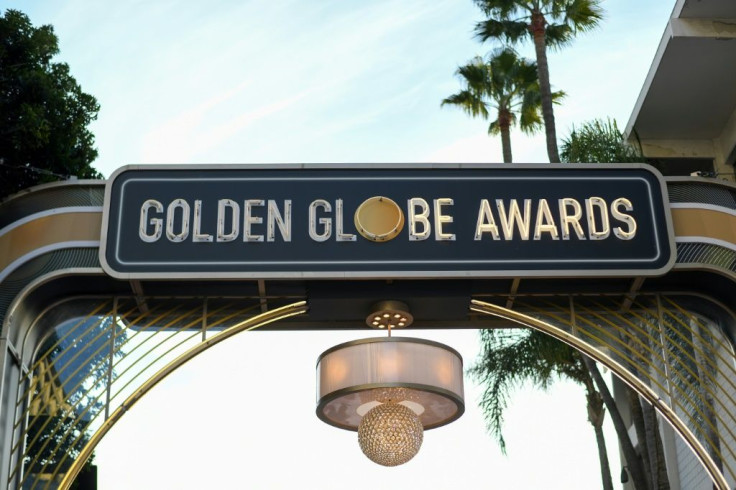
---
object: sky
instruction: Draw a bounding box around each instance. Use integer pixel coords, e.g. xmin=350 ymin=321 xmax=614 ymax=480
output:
xmin=3 ymin=0 xmax=679 ymax=488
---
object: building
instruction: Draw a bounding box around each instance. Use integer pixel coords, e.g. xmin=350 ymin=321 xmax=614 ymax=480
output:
xmin=626 ymin=0 xmax=736 ymax=181
xmin=621 ymin=1 xmax=736 ymax=488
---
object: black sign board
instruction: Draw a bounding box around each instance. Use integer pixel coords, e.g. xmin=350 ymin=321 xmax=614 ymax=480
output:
xmin=100 ymin=164 xmax=675 ymax=279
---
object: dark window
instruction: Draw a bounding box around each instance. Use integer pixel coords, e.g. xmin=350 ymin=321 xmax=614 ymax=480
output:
xmin=645 ymin=157 xmax=715 ymax=177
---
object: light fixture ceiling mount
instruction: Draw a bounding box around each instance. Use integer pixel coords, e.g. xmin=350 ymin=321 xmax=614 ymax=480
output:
xmin=365 ymin=300 xmax=413 ymax=330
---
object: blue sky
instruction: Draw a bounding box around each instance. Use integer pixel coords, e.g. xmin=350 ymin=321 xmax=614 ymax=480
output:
xmin=11 ymin=0 xmax=672 ymax=174
xmin=4 ymin=1 xmax=678 ymax=488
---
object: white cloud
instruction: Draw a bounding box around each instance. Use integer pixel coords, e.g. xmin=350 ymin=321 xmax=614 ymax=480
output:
xmin=140 ymin=85 xmax=311 ymax=163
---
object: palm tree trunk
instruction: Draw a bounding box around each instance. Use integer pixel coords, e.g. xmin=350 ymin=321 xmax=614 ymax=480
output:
xmin=583 ymin=356 xmax=650 ymax=490
xmin=627 ymin=388 xmax=654 ymax=484
xmin=593 ymin=421 xmax=614 ymax=490
xmin=500 ymin=122 xmax=512 ymax=163
xmin=642 ymin=402 xmax=670 ymax=489
xmin=531 ymin=11 xmax=560 ymax=163
xmin=587 ymin=390 xmax=614 ymax=490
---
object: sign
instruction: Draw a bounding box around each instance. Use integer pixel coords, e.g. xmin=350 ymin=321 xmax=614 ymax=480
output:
xmin=100 ymin=164 xmax=675 ymax=279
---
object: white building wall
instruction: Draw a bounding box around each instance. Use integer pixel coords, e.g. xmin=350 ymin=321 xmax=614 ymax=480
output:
xmin=675 ymin=440 xmax=711 ymax=490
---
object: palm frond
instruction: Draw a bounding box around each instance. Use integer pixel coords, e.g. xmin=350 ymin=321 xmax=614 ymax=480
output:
xmin=470 ymin=329 xmax=555 ymax=451
xmin=475 ymin=18 xmax=529 ymax=44
xmin=560 ymin=118 xmax=643 ymax=163
xmin=564 ymin=0 xmax=604 ymax=32
xmin=456 ymin=57 xmax=491 ymax=93
xmin=470 ymin=327 xmax=602 ymax=453
xmin=551 ymin=89 xmax=566 ymax=104
xmin=474 ymin=0 xmax=532 ymax=18
xmin=544 ymin=23 xmax=574 ymax=48
xmin=519 ymin=104 xmax=543 ymax=135
xmin=470 ymin=329 xmax=574 ymax=447
xmin=488 ymin=120 xmax=501 ymax=135
xmin=441 ymin=90 xmax=489 ymax=119
xmin=442 ymin=47 xmax=548 ymax=159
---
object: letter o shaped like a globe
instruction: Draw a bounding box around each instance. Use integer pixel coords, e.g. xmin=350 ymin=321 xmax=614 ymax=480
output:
xmin=354 ymin=196 xmax=405 ymax=242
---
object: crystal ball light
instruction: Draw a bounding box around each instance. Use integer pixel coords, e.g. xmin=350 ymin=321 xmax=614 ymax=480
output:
xmin=357 ymin=402 xmax=423 ymax=466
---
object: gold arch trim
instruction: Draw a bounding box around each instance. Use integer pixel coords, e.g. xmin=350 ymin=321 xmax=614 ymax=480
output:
xmin=54 ymin=300 xmax=307 ymax=490
xmin=0 ymin=212 xmax=102 ymax=272
xmin=12 ymin=295 xmax=736 ymax=489
xmin=671 ymin=207 xmax=736 ymax=245
xmin=470 ymin=299 xmax=731 ymax=490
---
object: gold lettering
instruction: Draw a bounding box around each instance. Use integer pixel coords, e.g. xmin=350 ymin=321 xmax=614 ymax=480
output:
xmin=474 ymin=199 xmax=500 ymax=240
xmin=612 ymin=197 xmax=636 ymax=240
xmin=408 ymin=198 xmax=431 ymax=241
xmin=496 ymin=199 xmax=531 ymax=240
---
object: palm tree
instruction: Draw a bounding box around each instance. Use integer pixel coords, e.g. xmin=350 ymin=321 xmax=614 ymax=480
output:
xmin=469 ymin=328 xmax=616 ymax=490
xmin=560 ymin=119 xmax=673 ymax=489
xmin=474 ymin=0 xmax=604 ymax=163
xmin=583 ymin=354 xmax=651 ymax=490
xmin=561 ymin=118 xmax=642 ymax=163
xmin=442 ymin=48 xmax=551 ymax=163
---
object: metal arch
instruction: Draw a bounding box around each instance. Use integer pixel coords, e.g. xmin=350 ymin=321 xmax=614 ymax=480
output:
xmin=7 ymin=290 xmax=736 ymax=489
xmin=8 ymin=299 xmax=307 ymax=490
xmin=470 ymin=298 xmax=732 ymax=490
xmin=55 ymin=300 xmax=307 ymax=490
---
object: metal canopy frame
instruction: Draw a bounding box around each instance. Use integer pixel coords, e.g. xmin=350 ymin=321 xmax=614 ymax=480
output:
xmin=1 ymin=172 xmax=736 ymax=489
xmin=3 ymin=289 xmax=736 ymax=489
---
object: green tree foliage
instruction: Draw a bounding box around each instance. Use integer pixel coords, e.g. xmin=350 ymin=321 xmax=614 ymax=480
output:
xmin=474 ymin=0 xmax=604 ymax=163
xmin=0 ymin=9 xmax=101 ymax=200
xmin=442 ymin=48 xmax=560 ymax=163
xmin=561 ymin=118 xmax=642 ymax=163
xmin=469 ymin=329 xmax=615 ymax=490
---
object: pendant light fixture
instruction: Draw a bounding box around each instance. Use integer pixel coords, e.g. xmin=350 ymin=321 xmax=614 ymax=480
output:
xmin=316 ymin=301 xmax=464 ymax=466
